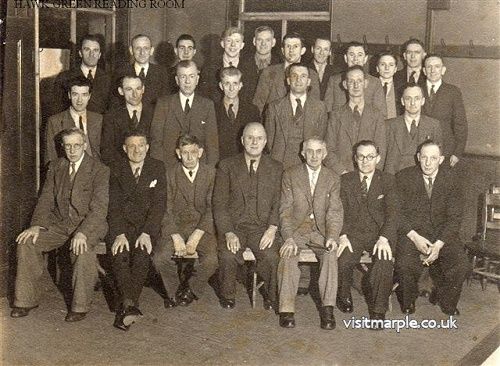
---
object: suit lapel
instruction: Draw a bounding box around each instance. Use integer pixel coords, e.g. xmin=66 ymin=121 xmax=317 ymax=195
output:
xmin=280 ymin=98 xmax=293 ymax=144
xmin=176 ymin=164 xmax=194 ymax=203
xmin=61 ymin=109 xmax=75 ymax=130
xmin=71 ymin=154 xmax=92 ymax=201
xmin=341 ymin=106 xmax=355 ymax=144
xmin=235 ymin=155 xmax=251 ymax=203
xmin=300 ymin=164 xmax=313 ymax=204
xmin=173 ymin=94 xmax=188 ymax=130
xmin=394 ymin=118 xmax=408 ymax=153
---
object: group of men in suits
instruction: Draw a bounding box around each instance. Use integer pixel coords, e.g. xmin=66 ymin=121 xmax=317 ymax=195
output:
xmin=11 ymin=26 xmax=471 ymax=331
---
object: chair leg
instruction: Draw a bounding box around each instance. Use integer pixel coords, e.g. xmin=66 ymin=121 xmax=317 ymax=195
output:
xmin=252 ymin=271 xmax=257 ymax=309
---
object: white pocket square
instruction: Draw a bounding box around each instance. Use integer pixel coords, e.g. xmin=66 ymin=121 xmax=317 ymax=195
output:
xmin=149 ymin=179 xmax=157 ymax=188
xmin=201 ymin=120 xmax=206 ymax=124
xmin=377 ymin=194 xmax=384 ymax=199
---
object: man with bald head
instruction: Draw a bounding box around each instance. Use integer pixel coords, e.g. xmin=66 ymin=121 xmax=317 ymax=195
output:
xmin=213 ymin=122 xmax=283 ymax=310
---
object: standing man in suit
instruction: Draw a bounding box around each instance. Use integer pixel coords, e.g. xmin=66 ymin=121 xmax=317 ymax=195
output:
xmin=324 ymin=42 xmax=385 ymax=114
xmin=309 ymin=37 xmax=336 ymax=101
xmin=325 ymin=66 xmax=386 ymax=175
xmin=337 ymin=140 xmax=398 ymax=328
xmin=376 ymin=52 xmax=399 ymax=120
xmin=153 ymin=135 xmax=217 ymax=308
xmin=385 ymin=84 xmax=442 ymax=174
xmin=45 ymin=76 xmax=102 ymax=165
xmin=11 ymin=128 xmax=109 ymax=322
xmin=107 ymin=131 xmax=167 ymax=331
xmin=112 ymin=34 xmax=169 ymax=108
xmin=168 ymin=34 xmax=198 ymax=94
xmin=278 ymin=137 xmax=343 ymax=329
xmin=53 ymin=34 xmax=111 ymax=114
xmin=213 ymin=123 xmax=283 ymax=310
xmin=150 ymin=60 xmax=219 ymax=169
xmin=422 ymin=54 xmax=467 ymax=168
xmin=101 ymin=74 xmax=154 ymax=165
xmin=395 ymin=140 xmax=469 ymax=316
xmin=253 ymin=32 xmax=320 ymax=114
xmin=215 ymin=66 xmax=261 ymax=160
xmin=265 ymin=62 xmax=328 ymax=169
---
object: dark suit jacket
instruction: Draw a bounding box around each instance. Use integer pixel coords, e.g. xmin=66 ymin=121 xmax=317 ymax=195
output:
xmin=422 ymin=82 xmax=468 ymax=158
xmin=384 ymin=114 xmax=442 ymax=174
xmin=280 ymin=164 xmax=343 ymax=242
xmin=265 ymin=95 xmax=328 ymax=166
xmin=308 ymin=62 xmax=337 ymax=101
xmin=340 ymin=170 xmax=399 ymax=248
xmin=396 ymin=166 xmax=464 ymax=246
xmin=325 ymin=103 xmax=386 ymax=174
xmin=150 ymin=93 xmax=219 ymax=169
xmin=393 ymin=67 xmax=426 ymax=115
xmin=108 ymin=156 xmax=166 ymax=242
xmin=53 ymin=67 xmax=111 ymax=114
xmin=239 ymin=51 xmax=281 ymax=104
xmin=162 ymin=162 xmax=215 ymax=237
xmin=324 ymin=73 xmax=385 ymax=113
xmin=101 ymin=103 xmax=154 ymax=166
xmin=45 ymin=109 xmax=102 ymax=165
xmin=252 ymin=63 xmax=321 ymax=114
xmin=213 ymin=154 xmax=283 ymax=235
xmin=215 ymin=98 xmax=261 ymax=160
xmin=111 ymin=63 xmax=169 ymax=108
xmin=31 ymin=154 xmax=109 ymax=243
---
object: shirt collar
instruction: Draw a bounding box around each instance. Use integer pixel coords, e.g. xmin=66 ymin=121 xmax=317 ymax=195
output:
xmin=223 ymin=97 xmax=239 ymax=111
xmin=179 ymin=92 xmax=194 ymax=109
xmin=407 ymin=67 xmax=421 ymax=81
xmin=126 ymin=103 xmax=143 ymax=117
xmin=427 ymin=79 xmax=442 ymax=91
xmin=245 ymin=155 xmax=261 ymax=171
xmin=182 ymin=163 xmax=199 ymax=182
xmin=255 ymin=53 xmax=271 ymax=67
xmin=80 ymin=64 xmax=97 ymax=78
xmin=70 ymin=153 xmax=85 ymax=173
xmin=290 ymin=92 xmax=307 ymax=105
xmin=129 ymin=160 xmax=145 ymax=174
xmin=313 ymin=60 xmax=326 ymax=71
xmin=359 ymin=170 xmax=375 ymax=182
xmin=223 ymin=53 xmax=239 ymax=68
xmin=69 ymin=107 xmax=86 ymax=123
xmin=404 ymin=113 xmax=421 ymax=125
xmin=422 ymin=170 xmax=438 ymax=182
xmin=379 ymin=76 xmax=393 ymax=85
xmin=306 ymin=164 xmax=321 ymax=177
xmin=134 ymin=62 xmax=150 ymax=76
xmin=349 ymin=100 xmax=365 ymax=113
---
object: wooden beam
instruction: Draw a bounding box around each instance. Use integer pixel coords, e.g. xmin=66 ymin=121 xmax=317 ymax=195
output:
xmin=240 ymin=11 xmax=330 ymax=22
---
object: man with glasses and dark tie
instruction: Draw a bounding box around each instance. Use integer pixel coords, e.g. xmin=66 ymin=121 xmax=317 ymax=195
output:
xmin=395 ymin=140 xmax=469 ymax=316
xmin=11 ymin=127 xmax=109 ymax=322
xmin=337 ymin=140 xmax=399 ymax=329
xmin=45 ymin=76 xmax=102 ymax=165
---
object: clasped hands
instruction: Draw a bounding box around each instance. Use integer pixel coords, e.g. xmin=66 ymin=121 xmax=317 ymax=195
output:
xmin=407 ymin=230 xmax=444 ymax=266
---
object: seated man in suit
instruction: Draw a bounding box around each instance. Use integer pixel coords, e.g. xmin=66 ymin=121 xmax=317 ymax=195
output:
xmin=337 ymin=140 xmax=398 ymax=329
xmin=150 ymin=60 xmax=219 ymax=170
xmin=395 ymin=140 xmax=469 ymax=316
xmin=45 ymin=76 xmax=102 ymax=165
xmin=53 ymin=34 xmax=111 ymax=114
xmin=309 ymin=37 xmax=337 ymax=101
xmin=422 ymin=54 xmax=467 ymax=168
xmin=325 ymin=65 xmax=386 ymax=175
xmin=168 ymin=34 xmax=197 ymax=94
xmin=213 ymin=122 xmax=283 ymax=310
xmin=376 ymin=52 xmax=399 ymax=120
xmin=101 ymin=74 xmax=154 ymax=165
xmin=265 ymin=62 xmax=328 ymax=169
xmin=253 ymin=32 xmax=320 ymax=114
xmin=153 ymin=134 xmax=217 ymax=308
xmin=108 ymin=131 xmax=167 ymax=331
xmin=12 ymin=128 xmax=109 ymax=322
xmin=215 ymin=66 xmax=261 ymax=160
xmin=324 ymin=42 xmax=385 ymax=114
xmin=278 ymin=137 xmax=343 ymax=330
xmin=112 ymin=34 xmax=169 ymax=108
xmin=385 ymin=84 xmax=442 ymax=174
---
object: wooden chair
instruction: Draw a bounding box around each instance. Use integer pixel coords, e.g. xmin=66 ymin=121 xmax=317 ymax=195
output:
xmin=468 ymin=184 xmax=500 ymax=290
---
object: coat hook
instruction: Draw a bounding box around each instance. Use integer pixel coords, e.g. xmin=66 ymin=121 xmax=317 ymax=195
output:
xmin=468 ymin=40 xmax=475 ymax=56
xmin=440 ymin=38 xmax=447 ymax=48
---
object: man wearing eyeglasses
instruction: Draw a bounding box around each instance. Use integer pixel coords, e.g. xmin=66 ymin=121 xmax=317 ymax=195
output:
xmin=11 ymin=127 xmax=109 ymax=322
xmin=337 ymin=140 xmax=399 ymax=329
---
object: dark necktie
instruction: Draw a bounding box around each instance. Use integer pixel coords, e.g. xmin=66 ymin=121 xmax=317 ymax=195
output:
xmin=184 ymin=98 xmax=191 ymax=114
xmin=87 ymin=69 xmax=93 ymax=82
xmin=138 ymin=67 xmax=146 ymax=79
xmin=69 ymin=162 xmax=76 ymax=183
xmin=295 ymin=98 xmax=303 ymax=118
xmin=131 ymin=110 xmax=139 ymax=128
xmin=429 ymin=85 xmax=436 ymax=103
xmin=189 ymin=170 xmax=193 ymax=178
xmin=134 ymin=167 xmax=140 ymax=184
xmin=228 ymin=104 xmax=236 ymax=120
xmin=78 ymin=115 xmax=84 ymax=131
xmin=383 ymin=82 xmax=388 ymax=97
xmin=409 ymin=71 xmax=416 ymax=83
xmin=353 ymin=105 xmax=361 ymax=123
xmin=410 ymin=119 xmax=417 ymax=139
xmin=361 ymin=175 xmax=368 ymax=196
xmin=249 ymin=159 xmax=256 ymax=176
xmin=426 ymin=177 xmax=433 ymax=198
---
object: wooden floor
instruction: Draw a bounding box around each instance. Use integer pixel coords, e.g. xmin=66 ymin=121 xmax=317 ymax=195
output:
xmin=1 ymin=270 xmax=499 ymax=366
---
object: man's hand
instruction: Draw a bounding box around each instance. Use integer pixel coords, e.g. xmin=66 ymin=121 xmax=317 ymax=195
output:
xmin=423 ymin=240 xmax=444 ymax=266
xmin=186 ymin=229 xmax=204 ymax=255
xmin=135 ymin=232 xmax=152 ymax=255
xmin=407 ymin=230 xmax=433 ymax=255
xmin=16 ymin=226 xmax=41 ymax=245
xmin=71 ymin=232 xmax=88 ymax=256
xmin=172 ymin=233 xmax=187 ymax=257
xmin=279 ymin=238 xmax=298 ymax=258
xmin=259 ymin=225 xmax=277 ymax=250
xmin=325 ymin=238 xmax=338 ymax=253
xmin=450 ymin=155 xmax=459 ymax=167
xmin=112 ymin=234 xmax=130 ymax=256
xmin=225 ymin=232 xmax=241 ymax=254
xmin=372 ymin=236 xmax=393 ymax=261
xmin=337 ymin=235 xmax=353 ymax=258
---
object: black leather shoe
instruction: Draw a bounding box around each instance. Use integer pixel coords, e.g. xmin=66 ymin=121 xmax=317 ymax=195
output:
xmin=163 ymin=297 xmax=177 ymax=308
xmin=10 ymin=305 xmax=38 ymax=318
xmin=176 ymin=288 xmax=198 ymax=306
xmin=113 ymin=311 xmax=129 ymax=331
xmin=336 ymin=297 xmax=353 ymax=313
xmin=279 ymin=312 xmax=295 ymax=328
xmin=219 ymin=298 xmax=235 ymax=309
xmin=263 ymin=298 xmax=274 ymax=311
xmin=65 ymin=311 xmax=87 ymax=322
xmin=297 ymin=287 xmax=309 ymax=296
xmin=441 ymin=307 xmax=460 ymax=316
xmin=429 ymin=290 xmax=439 ymax=305
xmin=402 ymin=302 xmax=416 ymax=315
xmin=320 ymin=306 xmax=336 ymax=330
xmin=370 ymin=312 xmax=385 ymax=331
xmin=123 ymin=306 xmax=143 ymax=326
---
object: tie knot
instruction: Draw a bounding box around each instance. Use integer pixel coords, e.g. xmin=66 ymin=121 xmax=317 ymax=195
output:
xmin=250 ymin=159 xmax=256 ymax=174
xmin=412 ymin=119 xmax=416 ymax=125
xmin=87 ymin=69 xmax=93 ymax=80
xmin=354 ymin=105 xmax=359 ymax=112
xmin=428 ymin=177 xmax=432 ymax=185
xmin=133 ymin=110 xmax=137 ymax=116
xmin=296 ymin=98 xmax=302 ymax=107
xmin=362 ymin=175 xmax=368 ymax=182
xmin=134 ymin=167 xmax=140 ymax=175
xmin=189 ymin=170 xmax=193 ymax=177
xmin=71 ymin=162 xmax=76 ymax=169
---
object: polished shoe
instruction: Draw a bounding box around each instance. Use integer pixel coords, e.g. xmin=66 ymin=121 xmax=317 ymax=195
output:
xmin=163 ymin=297 xmax=177 ymax=308
xmin=123 ymin=306 xmax=143 ymax=326
xmin=263 ymin=298 xmax=274 ymax=311
xmin=65 ymin=311 xmax=87 ymax=322
xmin=113 ymin=311 xmax=129 ymax=331
xmin=369 ymin=312 xmax=385 ymax=331
xmin=297 ymin=287 xmax=309 ymax=296
xmin=10 ymin=305 xmax=38 ymax=318
xmin=279 ymin=312 xmax=295 ymax=328
xmin=336 ymin=297 xmax=353 ymax=313
xmin=441 ymin=307 xmax=460 ymax=316
xmin=320 ymin=306 xmax=336 ymax=330
xmin=429 ymin=290 xmax=439 ymax=305
xmin=401 ymin=302 xmax=416 ymax=315
xmin=219 ymin=298 xmax=235 ymax=309
xmin=176 ymin=288 xmax=198 ymax=306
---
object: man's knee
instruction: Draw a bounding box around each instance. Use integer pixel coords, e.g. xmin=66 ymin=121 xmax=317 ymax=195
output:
xmin=152 ymin=240 xmax=173 ymax=268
